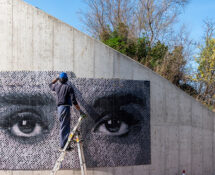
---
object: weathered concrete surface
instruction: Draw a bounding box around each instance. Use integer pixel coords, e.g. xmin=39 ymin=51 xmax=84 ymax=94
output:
xmin=0 ymin=0 xmax=215 ymax=174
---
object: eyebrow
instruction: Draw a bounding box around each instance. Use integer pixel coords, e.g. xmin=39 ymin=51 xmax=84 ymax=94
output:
xmin=93 ymin=93 xmax=146 ymax=108
xmin=0 ymin=93 xmax=55 ymax=106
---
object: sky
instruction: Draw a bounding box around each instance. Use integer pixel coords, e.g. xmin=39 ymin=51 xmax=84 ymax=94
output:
xmin=23 ymin=0 xmax=215 ymax=42
xmin=179 ymin=0 xmax=215 ymax=41
xmin=23 ymin=0 xmax=88 ymax=32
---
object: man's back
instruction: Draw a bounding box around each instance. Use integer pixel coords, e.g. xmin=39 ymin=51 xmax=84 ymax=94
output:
xmin=49 ymin=83 xmax=77 ymax=106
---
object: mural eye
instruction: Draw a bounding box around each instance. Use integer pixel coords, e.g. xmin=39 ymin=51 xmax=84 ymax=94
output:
xmin=8 ymin=111 xmax=48 ymax=138
xmin=94 ymin=117 xmax=129 ymax=136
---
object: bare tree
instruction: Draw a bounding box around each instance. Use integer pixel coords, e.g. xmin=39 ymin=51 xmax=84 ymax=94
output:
xmin=80 ymin=0 xmax=137 ymax=39
xmin=203 ymin=19 xmax=215 ymax=46
xmin=136 ymin=0 xmax=189 ymax=45
xmin=80 ymin=0 xmax=189 ymax=43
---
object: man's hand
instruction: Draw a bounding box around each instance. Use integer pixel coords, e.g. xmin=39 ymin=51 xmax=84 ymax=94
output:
xmin=80 ymin=110 xmax=87 ymax=118
xmin=75 ymin=104 xmax=87 ymax=118
xmin=52 ymin=77 xmax=59 ymax=84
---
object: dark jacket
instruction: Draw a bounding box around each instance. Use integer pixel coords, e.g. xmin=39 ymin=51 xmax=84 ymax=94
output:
xmin=49 ymin=82 xmax=78 ymax=106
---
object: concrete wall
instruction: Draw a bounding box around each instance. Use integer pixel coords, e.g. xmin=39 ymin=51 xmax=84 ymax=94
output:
xmin=0 ymin=0 xmax=214 ymax=174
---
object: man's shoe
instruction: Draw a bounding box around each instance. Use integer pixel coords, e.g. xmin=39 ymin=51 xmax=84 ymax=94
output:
xmin=59 ymin=146 xmax=73 ymax=152
xmin=66 ymin=146 xmax=73 ymax=151
xmin=59 ymin=148 xmax=64 ymax=152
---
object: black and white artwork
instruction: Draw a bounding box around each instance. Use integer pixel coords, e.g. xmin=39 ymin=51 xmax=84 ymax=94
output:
xmin=0 ymin=71 xmax=150 ymax=169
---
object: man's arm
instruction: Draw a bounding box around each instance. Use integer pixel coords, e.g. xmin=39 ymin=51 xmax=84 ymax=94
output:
xmin=74 ymin=104 xmax=80 ymax=111
xmin=51 ymin=78 xmax=59 ymax=84
xmin=70 ymin=87 xmax=86 ymax=117
xmin=72 ymin=93 xmax=80 ymax=111
xmin=49 ymin=78 xmax=59 ymax=91
xmin=75 ymin=104 xmax=86 ymax=117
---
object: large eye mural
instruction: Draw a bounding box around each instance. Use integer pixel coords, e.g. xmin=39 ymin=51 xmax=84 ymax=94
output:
xmin=0 ymin=72 xmax=150 ymax=169
xmin=0 ymin=93 xmax=55 ymax=144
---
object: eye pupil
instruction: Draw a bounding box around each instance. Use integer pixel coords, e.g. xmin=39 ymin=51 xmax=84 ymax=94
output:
xmin=18 ymin=119 xmax=36 ymax=134
xmin=105 ymin=119 xmax=121 ymax=132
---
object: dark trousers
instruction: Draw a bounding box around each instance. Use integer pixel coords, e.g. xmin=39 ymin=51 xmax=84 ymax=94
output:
xmin=57 ymin=105 xmax=71 ymax=148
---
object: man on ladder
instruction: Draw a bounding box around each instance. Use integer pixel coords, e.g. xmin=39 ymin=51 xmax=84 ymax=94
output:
xmin=49 ymin=72 xmax=83 ymax=151
xmin=50 ymin=72 xmax=87 ymax=175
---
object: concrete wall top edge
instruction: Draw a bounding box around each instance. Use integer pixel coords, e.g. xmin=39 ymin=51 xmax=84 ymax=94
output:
xmin=19 ymin=0 xmax=73 ymax=30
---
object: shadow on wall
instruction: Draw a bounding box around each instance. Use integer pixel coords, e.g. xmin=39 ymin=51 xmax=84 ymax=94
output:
xmin=0 ymin=71 xmax=150 ymax=170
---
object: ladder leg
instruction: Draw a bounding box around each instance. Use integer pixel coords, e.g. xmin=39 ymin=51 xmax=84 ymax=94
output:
xmin=80 ymin=140 xmax=87 ymax=175
xmin=76 ymin=135 xmax=87 ymax=175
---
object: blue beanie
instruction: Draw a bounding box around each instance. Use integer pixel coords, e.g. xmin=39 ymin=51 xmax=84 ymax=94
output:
xmin=59 ymin=72 xmax=68 ymax=79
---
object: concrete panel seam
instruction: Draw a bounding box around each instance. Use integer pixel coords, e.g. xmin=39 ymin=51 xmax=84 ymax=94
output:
xmin=31 ymin=6 xmax=34 ymax=68
xmin=52 ymin=21 xmax=54 ymax=70
xmin=93 ymin=39 xmax=95 ymax=78
xmin=201 ymin=108 xmax=204 ymax=175
xmin=72 ymin=27 xmax=75 ymax=72
xmin=112 ymin=49 xmax=115 ymax=78
xmin=212 ymin=111 xmax=215 ymax=173
xmin=178 ymin=116 xmax=180 ymax=174
xmin=12 ymin=0 xmax=14 ymax=71
xmin=190 ymin=100 xmax=193 ymax=175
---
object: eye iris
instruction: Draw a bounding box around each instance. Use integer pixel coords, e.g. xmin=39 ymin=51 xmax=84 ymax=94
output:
xmin=17 ymin=119 xmax=36 ymax=134
xmin=105 ymin=119 xmax=121 ymax=132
